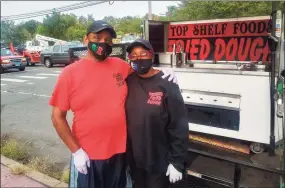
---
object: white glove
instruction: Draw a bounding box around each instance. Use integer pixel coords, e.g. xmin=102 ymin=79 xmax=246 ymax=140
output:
xmin=166 ymin=164 xmax=182 ymax=183
xmin=161 ymin=69 xmax=178 ymax=84
xmin=72 ymin=148 xmax=90 ymax=175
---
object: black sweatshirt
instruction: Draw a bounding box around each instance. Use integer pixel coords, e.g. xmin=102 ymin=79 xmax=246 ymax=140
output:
xmin=125 ymin=71 xmax=189 ymax=173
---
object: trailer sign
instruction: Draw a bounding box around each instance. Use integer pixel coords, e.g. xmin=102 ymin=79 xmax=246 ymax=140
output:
xmin=168 ymin=19 xmax=272 ymax=62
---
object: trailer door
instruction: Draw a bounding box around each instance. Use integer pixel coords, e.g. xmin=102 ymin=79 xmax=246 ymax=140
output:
xmin=144 ymin=20 xmax=169 ymax=53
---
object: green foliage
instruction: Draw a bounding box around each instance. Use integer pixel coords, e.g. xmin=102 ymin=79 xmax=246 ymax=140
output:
xmin=18 ymin=20 xmax=41 ymax=37
xmin=171 ymin=1 xmax=284 ymax=21
xmin=1 ymin=1 xmax=284 ymax=44
xmin=1 ymin=20 xmax=31 ymax=46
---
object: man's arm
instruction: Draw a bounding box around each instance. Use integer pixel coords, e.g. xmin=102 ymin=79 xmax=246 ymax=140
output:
xmin=120 ymin=58 xmax=177 ymax=83
xmin=166 ymin=84 xmax=189 ymax=172
xmin=49 ymin=67 xmax=80 ymax=153
xmin=51 ymin=107 xmax=80 ymax=153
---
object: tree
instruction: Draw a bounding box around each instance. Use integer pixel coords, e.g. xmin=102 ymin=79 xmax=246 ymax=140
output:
xmin=12 ymin=27 xmax=31 ymax=46
xmin=65 ymin=21 xmax=85 ymax=41
xmin=19 ymin=20 xmax=41 ymax=37
xmin=0 ymin=20 xmax=31 ymax=46
xmin=1 ymin=21 xmax=15 ymax=44
xmin=79 ymin=16 xmax=88 ymax=27
xmin=116 ymin=16 xmax=142 ymax=34
xmin=38 ymin=11 xmax=78 ymax=40
xmin=169 ymin=1 xmax=284 ymax=21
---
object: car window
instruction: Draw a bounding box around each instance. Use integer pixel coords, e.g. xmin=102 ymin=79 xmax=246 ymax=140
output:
xmin=53 ymin=45 xmax=61 ymax=52
xmin=62 ymin=45 xmax=69 ymax=52
xmin=0 ymin=49 xmax=14 ymax=56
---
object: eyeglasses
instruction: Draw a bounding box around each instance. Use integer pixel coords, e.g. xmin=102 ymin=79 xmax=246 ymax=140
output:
xmin=128 ymin=51 xmax=152 ymax=60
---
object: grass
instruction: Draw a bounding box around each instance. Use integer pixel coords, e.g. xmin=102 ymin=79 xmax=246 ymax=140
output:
xmin=28 ymin=156 xmax=62 ymax=180
xmin=10 ymin=164 xmax=27 ymax=175
xmin=1 ymin=135 xmax=30 ymax=163
xmin=61 ymin=168 xmax=70 ymax=183
xmin=1 ymin=134 xmax=68 ymax=183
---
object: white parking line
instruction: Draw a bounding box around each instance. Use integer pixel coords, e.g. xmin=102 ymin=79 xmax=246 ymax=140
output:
xmin=29 ymin=68 xmax=41 ymax=71
xmin=18 ymin=76 xmax=48 ymax=79
xmin=1 ymin=78 xmax=28 ymax=83
xmin=1 ymin=90 xmax=51 ymax=98
xmin=1 ymin=83 xmax=7 ymax=86
xmin=53 ymin=71 xmax=62 ymax=73
xmin=27 ymin=82 xmax=34 ymax=85
xmin=36 ymin=73 xmax=59 ymax=76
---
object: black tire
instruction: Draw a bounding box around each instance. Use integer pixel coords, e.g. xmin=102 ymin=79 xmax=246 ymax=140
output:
xmin=0 ymin=66 xmax=4 ymax=74
xmin=19 ymin=67 xmax=25 ymax=71
xmin=31 ymin=63 xmax=36 ymax=66
xmin=44 ymin=58 xmax=53 ymax=68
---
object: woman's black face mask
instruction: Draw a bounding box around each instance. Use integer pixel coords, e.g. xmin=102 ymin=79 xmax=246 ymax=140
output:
xmin=88 ymin=42 xmax=112 ymax=61
xmin=131 ymin=59 xmax=153 ymax=75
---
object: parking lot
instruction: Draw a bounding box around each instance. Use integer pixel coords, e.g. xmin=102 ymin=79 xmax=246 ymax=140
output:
xmin=1 ymin=65 xmax=72 ymax=168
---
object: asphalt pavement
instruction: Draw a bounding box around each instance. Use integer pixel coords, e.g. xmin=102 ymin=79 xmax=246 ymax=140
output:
xmin=1 ymin=64 xmax=72 ymax=168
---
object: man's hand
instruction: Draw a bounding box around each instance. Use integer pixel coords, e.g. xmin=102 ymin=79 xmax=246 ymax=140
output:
xmin=73 ymin=148 xmax=90 ymax=174
xmin=161 ymin=69 xmax=178 ymax=84
xmin=166 ymin=164 xmax=182 ymax=183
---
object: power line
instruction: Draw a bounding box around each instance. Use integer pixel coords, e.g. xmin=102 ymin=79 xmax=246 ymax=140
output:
xmin=2 ymin=1 xmax=90 ymax=19
xmin=1 ymin=1 xmax=110 ymax=21
xmin=1 ymin=1 xmax=106 ymax=21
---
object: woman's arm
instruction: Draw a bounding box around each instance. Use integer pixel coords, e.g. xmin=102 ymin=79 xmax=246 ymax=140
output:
xmin=165 ymin=84 xmax=189 ymax=172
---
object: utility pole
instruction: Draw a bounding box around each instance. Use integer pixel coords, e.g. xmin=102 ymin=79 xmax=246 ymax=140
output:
xmin=148 ymin=1 xmax=152 ymax=20
xmin=269 ymin=1 xmax=277 ymax=157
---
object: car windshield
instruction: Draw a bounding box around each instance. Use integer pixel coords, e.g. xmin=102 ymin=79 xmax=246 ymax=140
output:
xmin=68 ymin=43 xmax=84 ymax=48
xmin=121 ymin=35 xmax=135 ymax=42
xmin=0 ymin=49 xmax=14 ymax=56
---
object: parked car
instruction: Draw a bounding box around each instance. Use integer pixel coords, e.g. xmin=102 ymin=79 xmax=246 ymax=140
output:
xmin=40 ymin=43 xmax=83 ymax=68
xmin=0 ymin=48 xmax=27 ymax=73
xmin=16 ymin=44 xmax=41 ymax=66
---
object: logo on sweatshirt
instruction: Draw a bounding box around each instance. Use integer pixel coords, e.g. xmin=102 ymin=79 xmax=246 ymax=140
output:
xmin=147 ymin=92 xmax=163 ymax=106
xmin=113 ymin=73 xmax=125 ymax=87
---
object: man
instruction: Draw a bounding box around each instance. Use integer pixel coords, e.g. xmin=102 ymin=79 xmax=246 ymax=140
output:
xmin=50 ymin=20 xmax=177 ymax=188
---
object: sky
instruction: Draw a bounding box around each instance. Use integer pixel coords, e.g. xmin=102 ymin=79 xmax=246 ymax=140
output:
xmin=1 ymin=1 xmax=180 ymax=24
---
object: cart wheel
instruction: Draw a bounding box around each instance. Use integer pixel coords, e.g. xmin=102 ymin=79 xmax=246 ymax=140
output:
xmin=31 ymin=63 xmax=35 ymax=66
xmin=250 ymin=143 xmax=265 ymax=154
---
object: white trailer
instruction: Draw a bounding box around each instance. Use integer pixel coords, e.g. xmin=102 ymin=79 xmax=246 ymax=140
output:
xmin=142 ymin=10 xmax=285 ymax=187
xmin=144 ymin=14 xmax=284 ymax=154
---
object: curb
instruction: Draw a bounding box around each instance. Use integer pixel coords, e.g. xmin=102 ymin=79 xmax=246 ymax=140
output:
xmin=1 ymin=155 xmax=68 ymax=188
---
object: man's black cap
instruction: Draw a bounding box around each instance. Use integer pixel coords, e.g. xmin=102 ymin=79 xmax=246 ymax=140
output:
xmin=126 ymin=39 xmax=154 ymax=53
xmin=87 ymin=20 xmax=117 ymax=38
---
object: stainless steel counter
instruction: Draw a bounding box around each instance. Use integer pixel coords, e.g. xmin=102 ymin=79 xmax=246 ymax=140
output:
xmin=154 ymin=64 xmax=271 ymax=77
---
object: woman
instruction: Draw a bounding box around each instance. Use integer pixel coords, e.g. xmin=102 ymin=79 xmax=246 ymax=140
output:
xmin=125 ymin=39 xmax=189 ymax=188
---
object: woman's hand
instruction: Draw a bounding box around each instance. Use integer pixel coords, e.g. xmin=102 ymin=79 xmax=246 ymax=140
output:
xmin=166 ymin=164 xmax=183 ymax=183
xmin=161 ymin=69 xmax=178 ymax=84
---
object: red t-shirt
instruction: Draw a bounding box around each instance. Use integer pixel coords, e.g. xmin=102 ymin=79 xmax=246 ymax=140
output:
xmin=49 ymin=57 xmax=130 ymax=160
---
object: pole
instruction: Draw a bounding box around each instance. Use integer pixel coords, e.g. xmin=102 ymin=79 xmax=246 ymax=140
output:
xmin=281 ymin=2 xmax=285 ymax=185
xmin=269 ymin=1 xmax=277 ymax=156
xmin=148 ymin=1 xmax=152 ymax=20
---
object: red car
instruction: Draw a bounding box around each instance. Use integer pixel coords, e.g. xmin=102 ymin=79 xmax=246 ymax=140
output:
xmin=0 ymin=48 xmax=27 ymax=73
